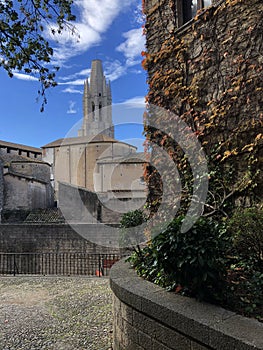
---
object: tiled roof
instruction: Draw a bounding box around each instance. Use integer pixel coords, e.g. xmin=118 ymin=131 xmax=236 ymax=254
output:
xmin=97 ymin=152 xmax=148 ymax=164
xmin=24 ymin=208 xmax=65 ymax=223
xmin=42 ymin=135 xmax=137 ymax=149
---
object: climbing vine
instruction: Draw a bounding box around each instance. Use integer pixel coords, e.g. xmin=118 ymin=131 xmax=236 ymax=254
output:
xmin=143 ymin=0 xmax=263 ymax=218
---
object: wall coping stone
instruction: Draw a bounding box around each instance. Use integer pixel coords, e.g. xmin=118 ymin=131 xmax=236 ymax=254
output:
xmin=110 ymin=259 xmax=263 ymax=350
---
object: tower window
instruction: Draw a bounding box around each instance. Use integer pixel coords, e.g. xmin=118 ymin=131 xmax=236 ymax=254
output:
xmin=92 ymin=102 xmax=95 ymax=121
xmin=99 ymin=93 xmax=101 ymax=96
xmin=99 ymin=103 xmax=102 ymax=120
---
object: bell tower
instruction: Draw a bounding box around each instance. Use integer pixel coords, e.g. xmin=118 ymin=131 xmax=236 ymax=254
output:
xmin=78 ymin=59 xmax=114 ymax=138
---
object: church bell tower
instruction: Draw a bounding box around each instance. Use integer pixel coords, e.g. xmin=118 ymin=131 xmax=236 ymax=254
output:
xmin=78 ymin=59 xmax=114 ymax=138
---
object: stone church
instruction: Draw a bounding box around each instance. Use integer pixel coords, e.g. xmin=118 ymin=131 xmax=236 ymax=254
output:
xmin=0 ymin=60 xmax=146 ymax=223
xmin=42 ymin=59 xmax=147 ymax=221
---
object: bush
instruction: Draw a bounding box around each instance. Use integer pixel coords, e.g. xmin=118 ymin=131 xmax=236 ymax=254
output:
xmin=224 ymin=207 xmax=263 ymax=320
xmin=228 ymin=207 xmax=263 ymax=272
xmin=119 ymin=209 xmax=147 ymax=247
xmin=120 ymin=209 xmax=147 ymax=228
xmin=128 ymin=216 xmax=229 ymax=301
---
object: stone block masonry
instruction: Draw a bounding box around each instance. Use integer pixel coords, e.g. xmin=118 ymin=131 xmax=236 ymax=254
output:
xmin=0 ymin=160 xmax=4 ymax=220
xmin=144 ymin=0 xmax=263 ymax=203
xmin=0 ymin=223 xmax=121 ymax=254
xmin=110 ymin=259 xmax=263 ymax=350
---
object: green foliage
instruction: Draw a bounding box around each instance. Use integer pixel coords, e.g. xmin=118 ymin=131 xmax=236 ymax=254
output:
xmin=0 ymin=0 xmax=76 ymax=110
xmin=119 ymin=209 xmax=147 ymax=247
xmin=228 ymin=207 xmax=263 ymax=272
xmin=224 ymin=207 xmax=263 ymax=319
xmin=128 ymin=216 xmax=229 ymax=301
xmin=120 ymin=209 xmax=147 ymax=228
xmin=226 ymin=267 xmax=263 ymax=320
xmin=128 ymin=210 xmax=263 ymax=318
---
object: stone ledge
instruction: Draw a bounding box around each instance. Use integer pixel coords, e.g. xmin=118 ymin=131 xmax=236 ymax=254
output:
xmin=110 ymin=259 xmax=263 ymax=350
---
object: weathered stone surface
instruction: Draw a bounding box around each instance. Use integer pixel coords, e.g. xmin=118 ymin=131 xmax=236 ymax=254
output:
xmin=110 ymin=259 xmax=263 ymax=350
xmin=145 ymin=0 xmax=263 ymax=201
xmin=0 ymin=223 xmax=121 ymax=254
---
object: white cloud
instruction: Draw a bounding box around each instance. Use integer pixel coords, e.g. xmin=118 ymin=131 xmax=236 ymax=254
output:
xmin=59 ymin=52 xmax=143 ymax=87
xmin=116 ymin=28 xmax=145 ymax=66
xmin=62 ymin=87 xmax=82 ymax=94
xmin=59 ymin=69 xmax=91 ymax=82
xmin=59 ymin=59 xmax=127 ymax=86
xmin=133 ymin=3 xmax=145 ymax=25
xmin=130 ymin=68 xmax=143 ymax=74
xmin=119 ymin=96 xmax=146 ymax=108
xmin=59 ymin=79 xmax=86 ymax=86
xmin=12 ymin=72 xmax=39 ymax=82
xmin=104 ymin=60 xmax=127 ymax=81
xmin=45 ymin=0 xmax=136 ymax=65
xmin=67 ymin=100 xmax=77 ymax=114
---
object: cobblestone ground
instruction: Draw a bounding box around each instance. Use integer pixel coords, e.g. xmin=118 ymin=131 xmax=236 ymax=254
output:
xmin=0 ymin=276 xmax=113 ymax=350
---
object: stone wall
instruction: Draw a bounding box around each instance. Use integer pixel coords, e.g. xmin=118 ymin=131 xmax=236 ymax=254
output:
xmin=9 ymin=161 xmax=51 ymax=183
xmin=3 ymin=174 xmax=53 ymax=210
xmin=0 ymin=223 xmax=121 ymax=254
xmin=0 ymin=142 xmax=42 ymax=159
xmin=110 ymin=259 xmax=263 ymax=350
xmin=58 ymin=182 xmax=144 ymax=224
xmin=43 ymin=139 xmax=136 ymax=193
xmin=0 ymin=160 xmax=3 ymax=220
xmin=144 ymin=0 xmax=263 ymax=203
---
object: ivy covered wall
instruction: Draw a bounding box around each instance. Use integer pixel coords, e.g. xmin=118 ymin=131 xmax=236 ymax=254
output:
xmin=143 ymin=0 xmax=263 ymax=215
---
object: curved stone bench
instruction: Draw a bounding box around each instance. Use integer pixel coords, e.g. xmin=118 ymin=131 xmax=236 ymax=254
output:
xmin=110 ymin=259 xmax=263 ymax=350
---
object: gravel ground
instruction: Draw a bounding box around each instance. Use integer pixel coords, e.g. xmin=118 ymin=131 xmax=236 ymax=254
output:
xmin=0 ymin=276 xmax=113 ymax=350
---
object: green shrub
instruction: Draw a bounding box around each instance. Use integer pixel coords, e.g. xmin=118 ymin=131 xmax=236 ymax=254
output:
xmin=128 ymin=216 xmax=229 ymax=301
xmin=120 ymin=209 xmax=147 ymax=228
xmin=225 ymin=267 xmax=263 ymax=320
xmin=119 ymin=209 xmax=147 ymax=247
xmin=228 ymin=207 xmax=263 ymax=272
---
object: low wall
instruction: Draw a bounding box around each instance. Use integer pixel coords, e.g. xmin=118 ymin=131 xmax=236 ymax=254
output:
xmin=0 ymin=223 xmax=121 ymax=254
xmin=110 ymin=259 xmax=263 ymax=350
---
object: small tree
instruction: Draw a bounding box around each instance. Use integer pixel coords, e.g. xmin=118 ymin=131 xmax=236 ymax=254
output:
xmin=0 ymin=0 xmax=76 ymax=110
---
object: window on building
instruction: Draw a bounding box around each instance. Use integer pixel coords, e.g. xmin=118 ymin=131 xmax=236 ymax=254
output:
xmin=181 ymin=0 xmax=191 ymax=23
xmin=99 ymin=103 xmax=102 ymax=121
xmin=179 ymin=0 xmax=212 ymax=25
xmin=92 ymin=101 xmax=95 ymax=121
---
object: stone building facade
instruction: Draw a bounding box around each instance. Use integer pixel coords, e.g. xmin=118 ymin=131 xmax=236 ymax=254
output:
xmin=0 ymin=140 xmax=42 ymax=159
xmin=0 ymin=152 xmax=54 ymax=218
xmin=78 ymin=59 xmax=114 ymax=138
xmin=0 ymin=141 xmax=54 ymax=220
xmin=144 ymin=0 xmax=263 ymax=209
xmin=42 ymin=134 xmax=139 ymax=193
xmin=43 ymin=59 xmax=147 ymax=215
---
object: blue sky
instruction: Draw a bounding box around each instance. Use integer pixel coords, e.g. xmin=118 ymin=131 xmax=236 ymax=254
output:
xmin=0 ymin=0 xmax=147 ymax=150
